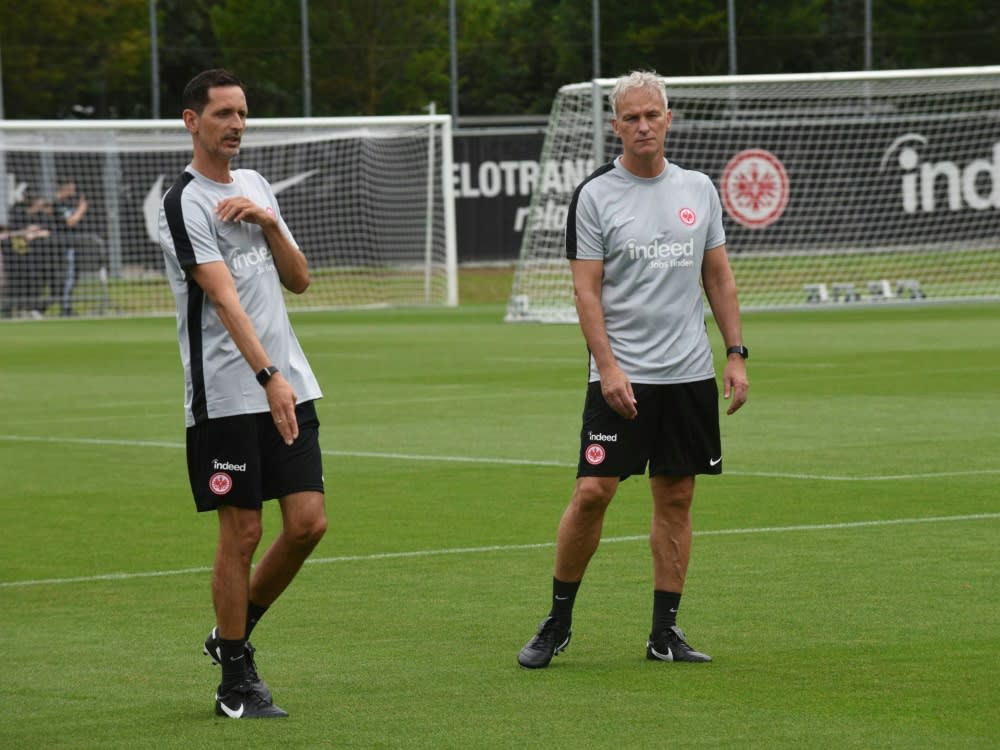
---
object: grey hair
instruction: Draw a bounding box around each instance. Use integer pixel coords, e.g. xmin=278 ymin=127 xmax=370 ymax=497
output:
xmin=609 ymin=71 xmax=669 ymax=118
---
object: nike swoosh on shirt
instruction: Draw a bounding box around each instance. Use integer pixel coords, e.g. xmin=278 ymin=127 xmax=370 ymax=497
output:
xmin=709 ymin=457 xmax=722 ymax=466
xmin=613 ymin=215 xmax=636 ymax=228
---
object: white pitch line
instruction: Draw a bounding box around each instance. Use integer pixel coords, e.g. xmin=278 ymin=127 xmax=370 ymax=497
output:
xmin=1 ymin=513 xmax=997 ymax=590
xmin=324 ymin=448 xmax=571 ymax=467
xmin=2 ymin=433 xmax=999 ymax=480
xmin=732 ymin=468 xmax=1000 ymax=481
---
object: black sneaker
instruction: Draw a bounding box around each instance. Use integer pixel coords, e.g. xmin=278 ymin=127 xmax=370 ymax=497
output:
xmin=646 ymin=625 xmax=712 ymax=663
xmin=214 ymin=679 xmax=288 ymax=719
xmin=203 ymin=627 xmax=272 ymax=703
xmin=518 ymin=616 xmax=572 ymax=669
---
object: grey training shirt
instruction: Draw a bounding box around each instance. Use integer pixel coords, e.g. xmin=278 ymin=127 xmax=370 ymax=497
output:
xmin=160 ymin=165 xmax=322 ymax=427
xmin=566 ymin=157 xmax=726 ymax=384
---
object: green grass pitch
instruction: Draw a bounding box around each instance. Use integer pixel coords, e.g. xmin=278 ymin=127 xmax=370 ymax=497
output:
xmin=1 ymin=301 xmax=998 ymax=749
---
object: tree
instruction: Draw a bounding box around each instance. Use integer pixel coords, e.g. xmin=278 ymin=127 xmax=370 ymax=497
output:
xmin=456 ymin=0 xmax=567 ymax=116
xmin=207 ymin=0 xmax=451 ymax=116
xmin=157 ymin=0 xmax=227 ymax=118
xmin=209 ymin=0 xmax=303 ymax=116
xmin=0 ymin=0 xmax=998 ymax=119
xmin=309 ymin=0 xmax=451 ymax=115
xmin=0 ymin=0 xmax=148 ymax=118
xmin=878 ymin=0 xmax=1000 ymax=70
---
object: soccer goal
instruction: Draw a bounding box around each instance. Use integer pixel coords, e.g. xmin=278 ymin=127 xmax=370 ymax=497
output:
xmin=506 ymin=67 xmax=1000 ymax=322
xmin=0 ymin=116 xmax=457 ymax=318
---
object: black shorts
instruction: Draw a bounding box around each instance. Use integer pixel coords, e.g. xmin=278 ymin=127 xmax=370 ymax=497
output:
xmin=186 ymin=400 xmax=325 ymax=512
xmin=576 ymin=379 xmax=722 ymax=479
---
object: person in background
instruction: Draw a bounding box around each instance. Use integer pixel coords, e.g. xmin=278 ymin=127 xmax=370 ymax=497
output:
xmin=53 ymin=180 xmax=89 ymax=316
xmin=0 ymin=198 xmax=52 ymax=318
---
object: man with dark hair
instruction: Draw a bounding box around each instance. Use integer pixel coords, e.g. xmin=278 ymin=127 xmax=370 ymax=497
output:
xmin=53 ymin=180 xmax=88 ymax=316
xmin=159 ymin=68 xmax=328 ymax=718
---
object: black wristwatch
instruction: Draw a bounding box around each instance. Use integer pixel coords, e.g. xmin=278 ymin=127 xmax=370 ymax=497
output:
xmin=256 ymin=365 xmax=280 ymax=387
xmin=725 ymin=345 xmax=749 ymax=360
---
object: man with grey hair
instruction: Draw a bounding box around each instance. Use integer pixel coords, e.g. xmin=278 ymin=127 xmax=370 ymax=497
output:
xmin=518 ymin=70 xmax=749 ymax=669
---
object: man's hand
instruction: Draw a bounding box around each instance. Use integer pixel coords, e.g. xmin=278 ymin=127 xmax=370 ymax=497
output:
xmin=215 ymin=196 xmax=275 ymax=228
xmin=601 ymin=366 xmax=638 ymax=420
xmin=264 ymin=372 xmax=299 ymax=445
xmin=722 ymin=359 xmax=749 ymax=415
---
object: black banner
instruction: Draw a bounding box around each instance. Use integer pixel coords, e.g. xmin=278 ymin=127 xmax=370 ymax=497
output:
xmin=452 ymin=129 xmax=544 ymax=262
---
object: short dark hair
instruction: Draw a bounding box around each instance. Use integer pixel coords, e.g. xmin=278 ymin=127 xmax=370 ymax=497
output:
xmin=181 ymin=69 xmax=245 ymax=115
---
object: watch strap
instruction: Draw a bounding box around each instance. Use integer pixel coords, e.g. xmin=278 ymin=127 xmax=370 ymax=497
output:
xmin=256 ymin=365 xmax=280 ymax=386
xmin=725 ymin=345 xmax=749 ymax=360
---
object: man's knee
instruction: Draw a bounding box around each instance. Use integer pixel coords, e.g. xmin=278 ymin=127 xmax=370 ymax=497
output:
xmin=571 ymin=477 xmax=618 ymax=515
xmin=218 ymin=508 xmax=264 ymax=558
xmin=651 ymin=475 xmax=695 ymax=515
xmin=282 ymin=492 xmax=327 ymax=548
xmin=288 ymin=513 xmax=327 ymax=548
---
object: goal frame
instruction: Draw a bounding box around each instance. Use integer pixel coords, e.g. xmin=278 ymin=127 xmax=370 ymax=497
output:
xmin=0 ymin=115 xmax=458 ymax=317
xmin=506 ymin=66 xmax=1000 ymax=322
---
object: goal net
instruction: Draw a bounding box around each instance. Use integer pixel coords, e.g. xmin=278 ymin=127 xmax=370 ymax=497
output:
xmin=0 ymin=116 xmax=456 ymax=319
xmin=506 ymin=67 xmax=1000 ymax=322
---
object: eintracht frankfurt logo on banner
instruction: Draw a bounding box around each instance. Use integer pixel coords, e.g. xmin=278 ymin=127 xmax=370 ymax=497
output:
xmin=720 ymin=149 xmax=790 ymax=229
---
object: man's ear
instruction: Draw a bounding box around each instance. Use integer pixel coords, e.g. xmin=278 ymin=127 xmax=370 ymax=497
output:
xmin=182 ymin=109 xmax=198 ymax=134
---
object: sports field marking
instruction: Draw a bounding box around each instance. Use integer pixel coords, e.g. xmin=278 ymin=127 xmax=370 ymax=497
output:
xmin=2 ymin=512 xmax=997 ymax=590
xmin=2 ymin=433 xmax=999 ymax=481
xmin=21 ymin=412 xmax=178 ymax=426
xmin=485 ymin=356 xmax=585 ymax=365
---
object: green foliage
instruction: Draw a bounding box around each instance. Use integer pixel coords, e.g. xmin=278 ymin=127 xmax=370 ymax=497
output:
xmin=0 ymin=0 xmax=998 ymax=118
xmin=0 ymin=0 xmax=149 ymax=117
xmin=210 ymin=0 xmax=303 ymax=116
xmin=878 ymin=0 xmax=1000 ymax=69
xmin=156 ymin=0 xmax=226 ymax=118
xmin=244 ymin=0 xmax=454 ymax=116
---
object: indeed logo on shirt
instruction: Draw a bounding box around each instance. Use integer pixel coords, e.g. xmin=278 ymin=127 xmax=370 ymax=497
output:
xmin=229 ymin=244 xmax=275 ymax=275
xmin=624 ymin=237 xmax=696 ymax=269
xmin=625 ymin=237 xmax=694 ymax=260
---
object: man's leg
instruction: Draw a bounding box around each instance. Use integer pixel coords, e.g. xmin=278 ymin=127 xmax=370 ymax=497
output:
xmin=554 ymin=476 xmax=619 ymax=583
xmin=213 ymin=506 xmax=263 ymax=690
xmin=210 ymin=501 xmax=311 ymax=718
xmin=214 ymin=505 xmax=263 ymax=639
xmin=248 ymin=490 xmax=327 ymax=607
xmin=646 ymin=474 xmax=711 ymax=662
xmin=648 ymin=474 xmax=694 ymax=592
xmin=518 ymin=476 xmax=618 ymax=668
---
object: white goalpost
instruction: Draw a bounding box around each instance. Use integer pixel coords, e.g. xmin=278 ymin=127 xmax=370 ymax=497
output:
xmin=506 ymin=66 xmax=1000 ymax=322
xmin=0 ymin=116 xmax=457 ymax=318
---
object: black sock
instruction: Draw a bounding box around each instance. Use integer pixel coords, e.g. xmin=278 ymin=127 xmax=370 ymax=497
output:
xmin=548 ymin=577 xmax=581 ymax=625
xmin=245 ymin=601 xmax=269 ymax=639
xmin=651 ymin=590 xmax=682 ymax=636
xmin=219 ymin=638 xmax=248 ymax=690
